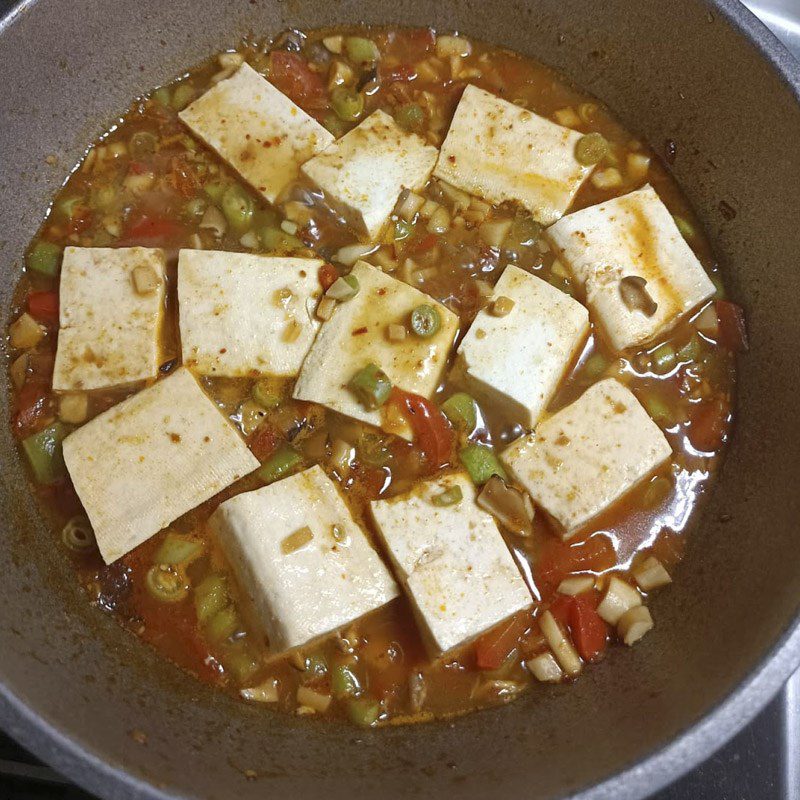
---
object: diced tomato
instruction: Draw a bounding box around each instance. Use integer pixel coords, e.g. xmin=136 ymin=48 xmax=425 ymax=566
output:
xmin=547 ymin=594 xmax=575 ymax=627
xmin=168 ymin=157 xmax=200 ymax=198
xmin=128 ymin=160 xmax=149 ymax=175
xmin=120 ymin=215 xmax=184 ymax=246
xmin=268 ymin=51 xmax=328 ymax=111
xmin=389 ymin=389 xmax=453 ymax=470
xmin=318 ymin=262 xmax=339 ymax=291
xmin=393 ymin=28 xmax=435 ymax=60
xmin=715 ymin=300 xmax=748 ymax=353
xmin=568 ymin=595 xmax=608 ymax=662
xmin=687 ymin=397 xmax=729 ymax=453
xmin=27 ymin=291 xmax=59 ymax=323
xmin=475 ymin=610 xmax=531 ymax=669
xmin=351 ymin=463 xmax=388 ymax=501
xmin=411 ymin=233 xmax=438 ymax=254
xmin=536 ymin=534 xmax=616 ymax=599
xmin=13 ymin=380 xmax=52 ymax=436
xmin=248 ymin=423 xmax=280 ymax=461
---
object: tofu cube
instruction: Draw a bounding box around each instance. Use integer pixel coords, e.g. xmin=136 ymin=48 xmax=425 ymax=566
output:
xmin=63 ymin=367 xmax=259 ymax=564
xmin=179 ymin=63 xmax=335 ymax=204
xmin=301 ymin=110 xmax=438 ymax=240
xmin=53 ymin=247 xmax=166 ymax=391
xmin=292 ymin=261 xmax=458 ymax=439
xmin=545 ymin=184 xmax=716 ymax=351
xmin=453 ymin=265 xmax=589 ymax=428
xmin=178 ymin=250 xmax=324 ymax=377
xmin=501 ymin=378 xmax=672 ymax=539
xmin=210 ymin=464 xmax=399 ymax=655
xmin=434 ymin=85 xmax=593 ymax=225
xmin=370 ymin=472 xmax=532 ymax=655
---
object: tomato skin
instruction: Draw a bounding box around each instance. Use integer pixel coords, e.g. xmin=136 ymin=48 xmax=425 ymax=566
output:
xmin=392 ymin=27 xmax=435 ymax=60
xmin=248 ymin=424 xmax=280 ymax=461
xmin=687 ymin=397 xmax=729 ymax=453
xmin=389 ymin=389 xmax=453 ymax=470
xmin=475 ymin=610 xmax=531 ymax=669
xmin=715 ymin=300 xmax=748 ymax=353
xmin=120 ymin=215 xmax=184 ymax=246
xmin=27 ymin=291 xmax=59 ymax=323
xmin=536 ymin=535 xmax=616 ymax=599
xmin=318 ymin=263 xmax=339 ymax=291
xmin=268 ymin=51 xmax=327 ymax=110
xmin=13 ymin=380 xmax=52 ymax=436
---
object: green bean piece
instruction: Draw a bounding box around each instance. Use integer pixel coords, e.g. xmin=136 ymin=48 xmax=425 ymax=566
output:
xmin=154 ymin=533 xmax=203 ymax=566
xmin=673 ymin=216 xmax=695 ymax=240
xmin=27 ymin=241 xmax=62 ymax=278
xmin=344 ymin=36 xmax=380 ymax=65
xmin=205 ymin=605 xmax=241 ymax=643
xmin=441 ymin=393 xmax=478 ymax=432
xmin=257 ymin=445 xmax=302 ymax=484
xmin=650 ymin=342 xmax=676 ymax=374
xmin=583 ymin=352 xmax=609 ymax=380
xmin=410 ymin=304 xmax=441 ymax=338
xmin=304 ymin=653 xmax=328 ymax=678
xmin=575 ymin=132 xmax=610 ymax=165
xmin=194 ymin=574 xmax=229 ymax=624
xmin=145 ymin=565 xmax=189 ymax=603
xmin=431 ymin=485 xmax=463 ymax=507
xmin=61 ymin=516 xmax=96 ymax=553
xmin=252 ymin=380 xmax=282 ymax=410
xmin=394 ymin=219 xmax=413 ymax=240
xmin=642 ymin=394 xmax=672 ymax=427
xmin=347 ymin=363 xmax=392 ymax=410
xmin=203 ymin=180 xmax=228 ymax=204
xmin=221 ymin=184 xmax=255 ymax=231
xmin=152 ymin=86 xmax=172 ymax=106
xmin=22 ymin=423 xmax=69 ymax=484
xmin=396 ymin=103 xmax=424 ymax=132
xmin=129 ymin=130 xmax=158 ymax=159
xmin=222 ymin=641 xmax=262 ymax=685
xmin=55 ymin=197 xmax=83 ymax=220
xmin=459 ymin=444 xmax=507 ymax=485
xmin=331 ymin=87 xmax=364 ymax=122
xmin=347 ymin=697 xmax=381 ymax=727
xmin=170 ymin=83 xmax=196 ymax=111
xmin=331 ymin=664 xmax=361 ymax=698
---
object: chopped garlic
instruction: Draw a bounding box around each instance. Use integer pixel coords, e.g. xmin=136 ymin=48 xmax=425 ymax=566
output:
xmin=632 ymin=556 xmax=672 ymax=592
xmin=596 ymin=576 xmax=642 ymax=625
xmin=618 ymin=605 xmax=654 ymax=646
xmin=539 ymin=610 xmax=581 ymax=677
xmin=526 ymin=651 xmax=563 ymax=683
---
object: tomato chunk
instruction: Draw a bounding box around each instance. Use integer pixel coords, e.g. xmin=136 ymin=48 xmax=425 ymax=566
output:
xmin=268 ymin=51 xmax=328 ymax=111
xmin=475 ymin=610 xmax=531 ymax=670
xmin=120 ymin=215 xmax=184 ymax=247
xmin=389 ymin=389 xmax=453 ymax=470
xmin=248 ymin=423 xmax=280 ymax=461
xmin=715 ymin=300 xmax=748 ymax=352
xmin=318 ymin=262 xmax=339 ymax=291
xmin=13 ymin=380 xmax=52 ymax=436
xmin=687 ymin=397 xmax=729 ymax=453
xmin=568 ymin=595 xmax=608 ymax=662
xmin=536 ymin=534 xmax=616 ymax=598
xmin=27 ymin=291 xmax=59 ymax=323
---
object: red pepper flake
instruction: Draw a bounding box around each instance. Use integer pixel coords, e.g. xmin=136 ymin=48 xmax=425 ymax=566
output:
xmin=352 ymin=326 xmax=368 ymax=336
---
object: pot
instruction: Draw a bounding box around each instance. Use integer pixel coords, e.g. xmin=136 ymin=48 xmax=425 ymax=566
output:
xmin=1 ymin=1 xmax=799 ymax=797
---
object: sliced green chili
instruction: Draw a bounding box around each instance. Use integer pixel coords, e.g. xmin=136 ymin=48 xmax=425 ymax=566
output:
xmin=575 ymin=132 xmax=610 ymax=165
xmin=129 ymin=130 xmax=158 ymax=158
xmin=673 ymin=216 xmax=695 ymax=240
xmin=410 ymin=304 xmax=441 ymax=338
xmin=61 ymin=516 xmax=96 ymax=553
xmin=154 ymin=533 xmax=203 ymax=566
xmin=322 ymin=113 xmax=349 ymax=138
xmin=205 ymin=605 xmax=240 ymax=643
xmin=396 ymin=103 xmax=424 ymax=132
xmin=257 ymin=445 xmax=302 ymax=484
xmin=27 ymin=241 xmax=62 ymax=278
xmin=252 ymin=380 xmax=282 ymax=410
xmin=22 ymin=423 xmax=68 ymax=484
xmin=221 ymin=184 xmax=254 ymax=231
xmin=332 ymin=664 xmax=361 ymax=698
xmin=203 ymin=180 xmax=228 ymax=204
xmin=459 ymin=443 xmax=507 ymax=485
xmin=431 ymin=485 xmax=463 ymax=507
xmin=650 ymin=342 xmax=676 ymax=374
xmin=152 ymin=86 xmax=172 ymax=106
xmin=194 ymin=574 xmax=229 ymax=624
xmin=331 ymin=87 xmax=364 ymax=122
xmin=347 ymin=697 xmax=381 ymax=727
xmin=642 ymin=394 xmax=672 ymax=427
xmin=344 ymin=36 xmax=380 ymax=64
xmin=583 ymin=352 xmax=609 ymax=380
xmin=394 ymin=219 xmax=413 ymax=240
xmin=145 ymin=565 xmax=189 ymax=603
xmin=347 ymin=363 xmax=392 ymax=410
xmin=222 ymin=642 xmax=261 ymax=685
xmin=441 ymin=393 xmax=477 ymax=432
xmin=170 ymin=83 xmax=195 ymax=111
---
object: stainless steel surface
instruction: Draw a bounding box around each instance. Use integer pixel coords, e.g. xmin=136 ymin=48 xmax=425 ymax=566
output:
xmin=745 ymin=0 xmax=800 ymax=57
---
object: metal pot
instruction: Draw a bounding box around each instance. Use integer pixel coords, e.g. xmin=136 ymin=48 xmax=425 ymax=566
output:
xmin=1 ymin=1 xmax=798 ymax=797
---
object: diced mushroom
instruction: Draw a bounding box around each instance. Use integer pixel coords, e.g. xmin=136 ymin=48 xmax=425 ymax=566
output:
xmin=591 ymin=167 xmax=623 ymax=190
xmin=526 ymin=651 xmax=564 ymax=683
xmin=632 ymin=555 xmax=672 ymax=592
xmin=557 ymin=574 xmax=595 ymax=596
xmin=199 ymin=206 xmax=228 ymax=237
xmin=241 ymin=678 xmax=279 ymax=703
xmin=387 ymin=323 xmax=407 ymax=342
xmin=694 ymin=303 xmax=720 ymax=337
xmin=9 ymin=313 xmax=45 ymax=350
xmin=435 ymin=35 xmax=472 ymax=58
xmin=132 ymin=264 xmax=162 ymax=295
xmin=479 ymin=218 xmax=512 ymax=249
xmin=296 ymin=685 xmax=332 ymax=713
xmin=333 ymin=243 xmax=377 ymax=266
xmin=618 ymin=605 xmax=654 ymax=646
xmin=323 ymin=35 xmax=344 ymax=54
xmin=10 ymin=353 xmax=28 ymax=389
xmin=619 ymin=275 xmax=658 ymax=317
xmin=394 ymin=189 xmax=425 ymax=222
xmin=627 ymin=152 xmax=651 ymax=181
xmin=539 ymin=610 xmax=581 ymax=677
xmin=316 ymin=296 xmax=337 ymax=321
xmin=554 ymin=107 xmax=581 ymax=128
xmin=59 ymin=393 xmax=89 ymax=425
xmin=490 ymin=295 xmax=515 ymax=317
xmin=476 ymin=476 xmax=534 ymax=536
xmin=596 ymin=576 xmax=642 ymax=625
xmin=427 ymin=206 xmax=451 ymax=234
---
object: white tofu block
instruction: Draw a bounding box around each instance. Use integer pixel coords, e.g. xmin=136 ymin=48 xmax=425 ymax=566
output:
xmin=370 ymin=473 xmax=532 ymax=655
xmin=179 ymin=63 xmax=335 ymax=204
xmin=63 ymin=367 xmax=259 ymax=564
xmin=501 ymin=378 xmax=672 ymax=539
xmin=301 ymin=110 xmax=438 ymax=240
xmin=545 ymin=184 xmax=716 ymax=351
xmin=210 ymin=465 xmax=399 ymax=655
xmin=434 ymin=85 xmax=593 ymax=225
xmin=293 ymin=261 xmax=459 ymax=439
xmin=178 ymin=250 xmax=323 ymax=377
xmin=453 ymin=266 xmax=589 ymax=428
xmin=53 ymin=247 xmax=165 ymax=392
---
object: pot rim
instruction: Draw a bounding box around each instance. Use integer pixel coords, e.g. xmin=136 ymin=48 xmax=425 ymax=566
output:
xmin=0 ymin=1 xmax=798 ymax=798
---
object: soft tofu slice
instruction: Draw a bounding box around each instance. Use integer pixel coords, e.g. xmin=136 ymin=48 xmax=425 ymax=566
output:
xmin=501 ymin=378 xmax=672 ymax=539
xmin=178 ymin=63 xmax=334 ymax=204
xmin=210 ymin=464 xmax=399 ymax=655
xmin=453 ymin=265 xmax=589 ymax=428
xmin=301 ymin=110 xmax=438 ymax=240
xmin=370 ymin=472 xmax=533 ymax=656
xmin=545 ymin=184 xmax=716 ymax=351
xmin=178 ymin=250 xmax=323 ymax=377
xmin=292 ymin=261 xmax=459 ymax=439
xmin=433 ymin=85 xmax=593 ymax=225
xmin=63 ymin=367 xmax=259 ymax=564
xmin=53 ymin=246 xmax=165 ymax=391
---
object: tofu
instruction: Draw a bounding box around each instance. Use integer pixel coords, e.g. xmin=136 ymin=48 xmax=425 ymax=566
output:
xmin=292 ymin=261 xmax=459 ymax=439
xmin=433 ymin=85 xmax=593 ymax=225
xmin=63 ymin=367 xmax=259 ymax=564
xmin=178 ymin=250 xmax=324 ymax=377
xmin=370 ymin=472 xmax=533 ymax=655
xmin=53 ymin=247 xmax=166 ymax=392
xmin=301 ymin=110 xmax=438 ymax=240
xmin=545 ymin=184 xmax=716 ymax=351
xmin=179 ymin=63 xmax=335 ymax=204
xmin=453 ymin=266 xmax=589 ymax=428
xmin=501 ymin=378 xmax=672 ymax=539
xmin=210 ymin=465 xmax=399 ymax=655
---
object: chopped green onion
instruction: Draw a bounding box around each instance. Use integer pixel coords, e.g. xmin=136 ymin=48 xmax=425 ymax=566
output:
xmin=252 ymin=380 xmax=282 ymax=409
xmin=304 ymin=653 xmax=328 ymax=677
xmin=575 ymin=132 xmax=610 ymax=165
xmin=221 ymin=184 xmax=254 ymax=231
xmin=459 ymin=444 xmax=507 ymax=485
xmin=61 ymin=516 xmax=96 ymax=553
xmin=205 ymin=605 xmax=240 ymax=643
xmin=441 ymin=393 xmax=478 ymax=432
xmin=347 ymin=697 xmax=381 ymax=727
xmin=145 ymin=565 xmax=189 ymax=603
xmin=396 ymin=103 xmax=425 ymax=132
xmin=170 ymin=83 xmax=196 ymax=111
xmin=347 ymin=363 xmax=392 ymax=410
xmin=410 ymin=304 xmax=441 ymax=338
xmin=431 ymin=485 xmax=463 ymax=507
xmin=344 ymin=36 xmax=380 ymax=64
xmin=27 ymin=241 xmax=61 ymax=277
xmin=332 ymin=664 xmax=361 ymax=698
xmin=222 ymin=642 xmax=261 ymax=685
xmin=650 ymin=342 xmax=676 ymax=374
xmin=194 ymin=574 xmax=229 ymax=624
xmin=257 ymin=445 xmax=302 ymax=484
xmin=22 ymin=423 xmax=68 ymax=485
xmin=326 ymin=274 xmax=359 ymax=301
xmin=129 ymin=130 xmax=158 ymax=158
xmin=394 ymin=219 xmax=413 ymax=240
xmin=331 ymin=87 xmax=364 ymax=122
xmin=55 ymin=196 xmax=83 ymax=220
xmin=154 ymin=533 xmax=203 ymax=566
